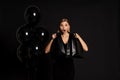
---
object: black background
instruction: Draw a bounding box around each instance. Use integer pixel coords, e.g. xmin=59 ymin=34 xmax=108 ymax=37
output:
xmin=0 ymin=0 xmax=120 ymax=80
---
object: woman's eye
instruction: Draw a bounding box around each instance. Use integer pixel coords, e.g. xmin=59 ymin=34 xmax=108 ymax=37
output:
xmin=60 ymin=24 xmax=63 ymax=26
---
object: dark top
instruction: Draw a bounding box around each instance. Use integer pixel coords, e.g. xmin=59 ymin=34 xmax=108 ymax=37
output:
xmin=63 ymin=43 xmax=67 ymax=53
xmin=50 ymin=33 xmax=75 ymax=80
xmin=51 ymin=32 xmax=84 ymax=59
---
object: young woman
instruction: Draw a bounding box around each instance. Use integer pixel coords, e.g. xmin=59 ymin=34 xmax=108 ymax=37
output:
xmin=45 ymin=18 xmax=88 ymax=80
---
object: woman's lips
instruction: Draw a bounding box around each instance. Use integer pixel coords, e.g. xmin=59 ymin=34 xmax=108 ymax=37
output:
xmin=62 ymin=30 xmax=66 ymax=32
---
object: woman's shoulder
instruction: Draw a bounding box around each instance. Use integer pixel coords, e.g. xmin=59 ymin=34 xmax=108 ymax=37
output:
xmin=69 ymin=32 xmax=80 ymax=39
xmin=69 ymin=32 xmax=76 ymax=37
xmin=56 ymin=32 xmax=61 ymax=36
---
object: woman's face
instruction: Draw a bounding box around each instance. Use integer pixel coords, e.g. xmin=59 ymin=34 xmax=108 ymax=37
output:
xmin=59 ymin=21 xmax=70 ymax=33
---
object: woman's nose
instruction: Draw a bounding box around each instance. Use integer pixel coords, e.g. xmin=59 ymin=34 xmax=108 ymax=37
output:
xmin=63 ymin=26 xmax=65 ymax=28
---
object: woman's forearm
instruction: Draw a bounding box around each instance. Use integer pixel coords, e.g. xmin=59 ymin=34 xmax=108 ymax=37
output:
xmin=77 ymin=36 xmax=88 ymax=52
xmin=45 ymin=39 xmax=54 ymax=54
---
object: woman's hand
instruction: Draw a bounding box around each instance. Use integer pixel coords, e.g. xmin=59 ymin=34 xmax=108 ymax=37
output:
xmin=74 ymin=33 xmax=88 ymax=52
xmin=45 ymin=33 xmax=57 ymax=54
xmin=74 ymin=33 xmax=80 ymax=39
xmin=52 ymin=33 xmax=57 ymax=39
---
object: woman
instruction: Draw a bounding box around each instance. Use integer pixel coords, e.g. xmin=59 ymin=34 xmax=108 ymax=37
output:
xmin=45 ymin=18 xmax=88 ymax=80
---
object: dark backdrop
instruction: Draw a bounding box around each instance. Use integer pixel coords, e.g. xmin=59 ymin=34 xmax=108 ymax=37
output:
xmin=0 ymin=0 xmax=119 ymax=80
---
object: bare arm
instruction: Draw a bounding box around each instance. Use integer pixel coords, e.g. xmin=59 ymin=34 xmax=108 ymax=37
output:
xmin=45 ymin=33 xmax=57 ymax=54
xmin=75 ymin=33 xmax=88 ymax=52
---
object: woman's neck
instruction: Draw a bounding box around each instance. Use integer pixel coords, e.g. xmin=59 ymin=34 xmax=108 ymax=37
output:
xmin=61 ymin=32 xmax=69 ymax=37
